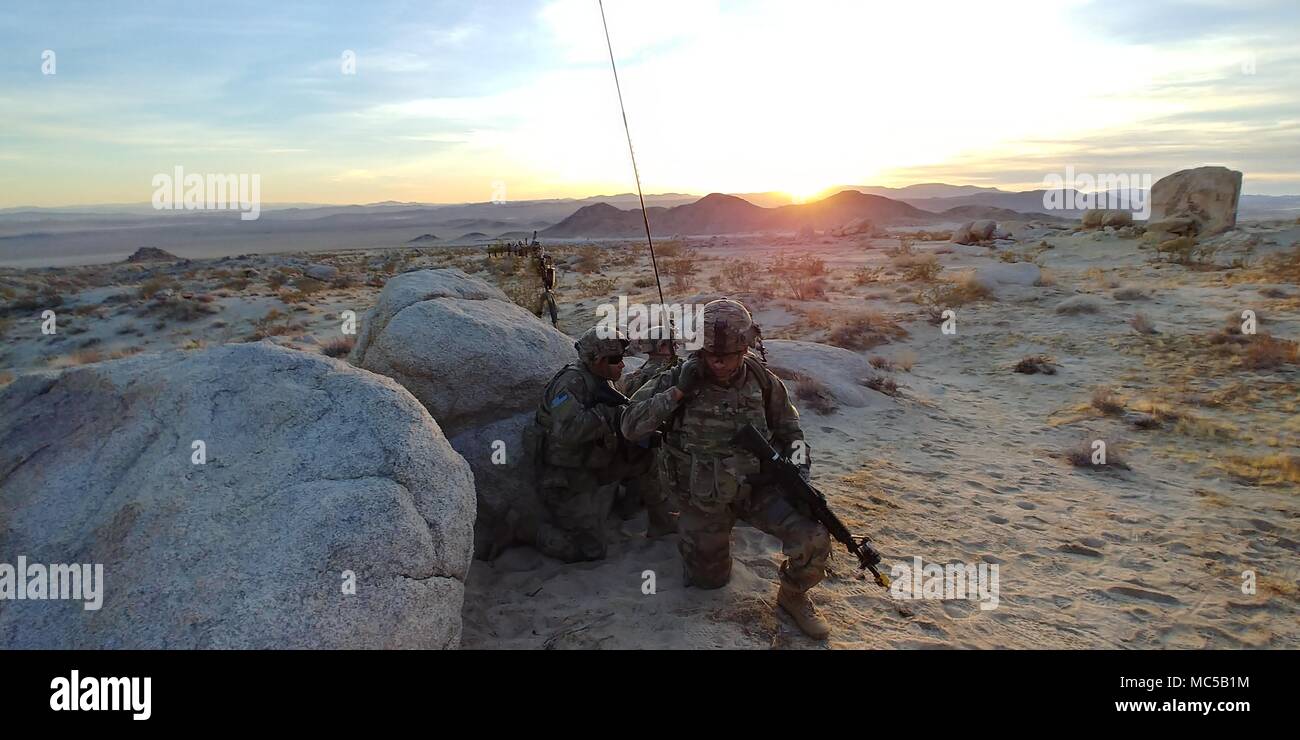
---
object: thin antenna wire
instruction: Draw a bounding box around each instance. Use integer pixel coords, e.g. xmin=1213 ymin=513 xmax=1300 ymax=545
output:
xmin=599 ymin=0 xmax=666 ymax=311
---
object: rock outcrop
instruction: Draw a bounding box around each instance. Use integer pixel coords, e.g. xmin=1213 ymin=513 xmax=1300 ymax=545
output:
xmin=350 ymin=269 xmax=576 ymax=555
xmin=0 ymin=342 xmax=475 ymax=649
xmin=1147 ymin=166 xmax=1242 ymax=240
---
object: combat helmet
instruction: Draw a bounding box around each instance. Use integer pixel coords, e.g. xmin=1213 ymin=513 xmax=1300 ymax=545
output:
xmin=575 ymin=325 xmax=630 ymax=363
xmin=700 ymin=298 xmax=759 ymax=353
xmin=627 ymin=325 xmax=674 ymax=355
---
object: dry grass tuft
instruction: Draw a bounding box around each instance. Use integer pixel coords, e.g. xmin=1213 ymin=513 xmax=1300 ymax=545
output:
xmin=794 ymin=377 xmax=837 ymax=415
xmin=1064 ymin=439 xmax=1130 ymax=470
xmin=824 ymin=309 xmax=908 ymax=351
xmin=321 ymin=335 xmax=356 ymax=358
xmin=1091 ymin=386 xmax=1125 ymax=415
xmin=1216 ymin=454 xmax=1300 ymax=486
xmin=1013 ymin=354 xmax=1057 ymax=375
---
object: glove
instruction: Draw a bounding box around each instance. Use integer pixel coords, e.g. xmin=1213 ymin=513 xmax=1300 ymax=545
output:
xmin=675 ymin=358 xmax=704 ymax=401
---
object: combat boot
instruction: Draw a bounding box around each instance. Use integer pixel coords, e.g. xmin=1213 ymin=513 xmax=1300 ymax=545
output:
xmin=777 ymin=585 xmax=831 ymax=640
xmin=645 ymin=502 xmax=678 ymax=538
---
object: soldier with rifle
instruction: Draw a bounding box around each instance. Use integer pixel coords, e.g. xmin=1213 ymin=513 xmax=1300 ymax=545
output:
xmin=620 ymin=298 xmax=888 ymax=639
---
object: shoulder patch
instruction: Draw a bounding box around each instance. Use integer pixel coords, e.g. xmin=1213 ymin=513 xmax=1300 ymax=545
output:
xmin=550 ymin=392 xmax=571 ymax=408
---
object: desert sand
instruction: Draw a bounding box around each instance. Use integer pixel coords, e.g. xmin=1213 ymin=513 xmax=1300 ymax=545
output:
xmin=2 ymin=219 xmax=1297 ymax=649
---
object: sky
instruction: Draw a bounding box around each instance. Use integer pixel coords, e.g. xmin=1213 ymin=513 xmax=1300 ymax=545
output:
xmin=1 ymin=0 xmax=1297 ymax=207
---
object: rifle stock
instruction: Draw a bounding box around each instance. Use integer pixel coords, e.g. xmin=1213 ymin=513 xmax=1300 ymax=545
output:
xmin=732 ymin=423 xmax=891 ymax=589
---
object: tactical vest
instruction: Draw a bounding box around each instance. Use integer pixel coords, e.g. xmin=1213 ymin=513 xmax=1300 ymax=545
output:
xmin=661 ymin=355 xmax=774 ymax=512
xmin=528 ymin=363 xmax=618 ymax=469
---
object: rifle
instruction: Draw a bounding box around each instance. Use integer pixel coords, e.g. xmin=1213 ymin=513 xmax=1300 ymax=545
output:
xmin=732 ymin=422 xmax=891 ymax=589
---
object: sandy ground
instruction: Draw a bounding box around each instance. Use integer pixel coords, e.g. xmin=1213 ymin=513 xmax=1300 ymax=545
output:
xmin=2 ymin=221 xmax=1297 ymax=649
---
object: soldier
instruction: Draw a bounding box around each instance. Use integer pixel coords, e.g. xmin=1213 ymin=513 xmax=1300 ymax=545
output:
xmin=614 ymin=325 xmax=681 ymax=536
xmin=616 ymin=325 xmax=679 ymax=396
xmin=515 ymin=326 xmax=652 ymax=562
xmin=620 ymin=299 xmax=833 ymax=639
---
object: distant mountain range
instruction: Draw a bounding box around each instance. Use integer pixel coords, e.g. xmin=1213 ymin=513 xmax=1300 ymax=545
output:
xmin=542 ymin=190 xmax=1061 ymax=238
xmin=2 ymin=184 xmax=1296 ymax=268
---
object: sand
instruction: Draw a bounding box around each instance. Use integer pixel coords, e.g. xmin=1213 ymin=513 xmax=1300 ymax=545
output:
xmin=2 ymin=222 xmax=1297 ymax=648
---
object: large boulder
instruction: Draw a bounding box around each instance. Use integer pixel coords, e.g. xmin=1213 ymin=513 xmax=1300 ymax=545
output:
xmin=973 ymin=262 xmax=1041 ymax=291
xmin=304 ymin=263 xmax=339 ymax=281
xmin=350 ymin=269 xmax=576 ymax=554
xmin=1147 ymin=166 xmax=1242 ymax=240
xmin=951 ymin=220 xmax=998 ymax=245
xmin=764 ymin=340 xmax=890 ymax=408
xmin=1081 ymin=209 xmax=1133 ymax=229
xmin=350 ymin=269 xmax=573 ymax=437
xmin=0 ymin=343 xmax=475 ymax=649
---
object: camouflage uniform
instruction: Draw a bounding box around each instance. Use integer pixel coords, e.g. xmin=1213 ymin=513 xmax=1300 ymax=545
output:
xmin=620 ymin=301 xmax=830 ymax=596
xmin=614 ymin=330 xmax=680 ymax=525
xmin=523 ymin=327 xmax=648 ymax=561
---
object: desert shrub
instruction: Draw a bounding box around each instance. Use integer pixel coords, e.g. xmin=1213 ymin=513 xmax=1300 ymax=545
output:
xmin=901 ymin=254 xmax=942 ymax=282
xmin=853 ymin=265 xmax=884 ymax=285
xmin=1259 ymin=242 xmax=1300 ymax=283
xmin=825 ymin=310 xmax=908 ymax=350
xmin=1241 ymin=334 xmax=1299 ymax=370
xmin=869 ymin=355 xmax=893 ymax=370
xmin=663 ymin=253 xmax=698 ymax=292
xmin=582 ymin=277 xmax=617 ymax=297
xmin=1056 ymin=295 xmax=1101 ymax=315
xmin=1013 ymin=354 xmax=1057 ymax=374
xmin=1091 ymin=386 xmax=1125 ymax=415
xmin=1216 ymin=454 xmax=1300 ymax=486
xmin=769 ymin=253 xmax=826 ymax=300
xmin=321 ymin=336 xmax=356 ymax=358
xmin=633 ymin=276 xmax=655 ymax=288
xmin=1259 ymin=286 xmax=1290 ymax=298
xmin=862 ymin=375 xmax=898 ymax=396
xmin=574 ymin=246 xmax=603 ymax=274
xmin=138 ymin=277 xmax=176 ymax=299
xmin=794 ymin=378 xmax=837 ymax=415
xmin=655 ymin=240 xmax=685 ymax=258
xmin=248 ymin=309 xmax=294 ymax=340
xmin=918 ymin=272 xmax=994 ymax=308
xmin=294 ymin=277 xmax=326 ymax=296
xmin=267 ymin=271 xmax=290 ymax=290
xmin=1065 ymin=440 xmax=1129 ymax=470
xmin=0 ymin=370 xmax=12 ymax=386
xmin=1113 ymin=286 xmax=1148 ymax=301
xmin=886 ymin=236 xmax=915 ymax=257
xmin=488 ymin=253 xmax=519 ymax=277
xmin=330 ymin=273 xmax=358 ymax=289
xmin=221 ymin=277 xmax=250 ymax=291
xmin=721 ymin=259 xmax=760 ymax=292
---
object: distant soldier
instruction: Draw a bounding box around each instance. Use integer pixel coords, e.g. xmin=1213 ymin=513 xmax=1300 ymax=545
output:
xmin=515 ymin=326 xmax=650 ymax=562
xmin=620 ymin=299 xmax=833 ymax=639
xmin=613 ymin=325 xmax=681 ymax=536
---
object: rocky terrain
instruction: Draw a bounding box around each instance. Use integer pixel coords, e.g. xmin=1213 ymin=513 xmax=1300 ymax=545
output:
xmin=2 ymin=168 xmax=1297 ymax=649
